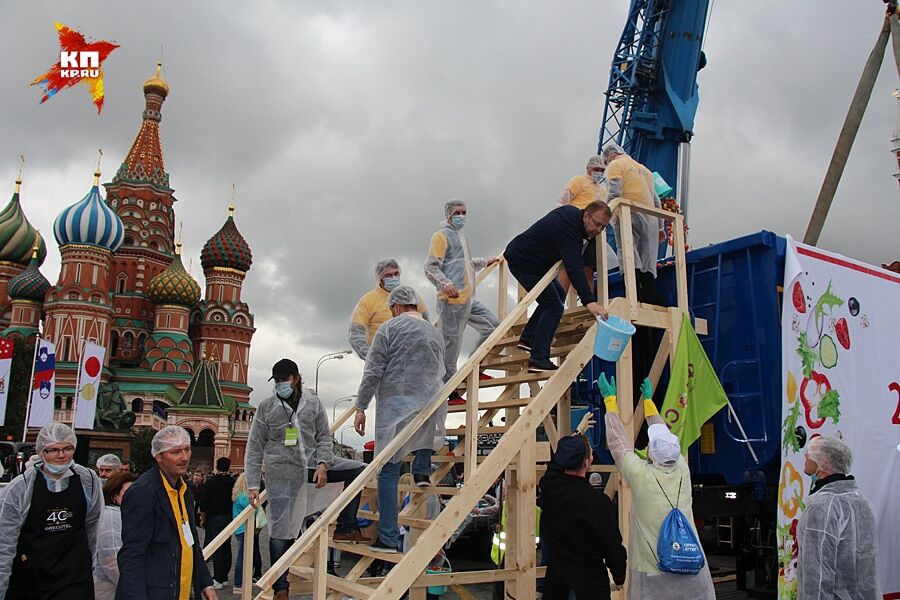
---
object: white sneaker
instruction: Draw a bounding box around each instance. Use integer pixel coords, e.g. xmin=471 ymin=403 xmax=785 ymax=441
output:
xmin=212 ymin=580 xmax=225 ymax=590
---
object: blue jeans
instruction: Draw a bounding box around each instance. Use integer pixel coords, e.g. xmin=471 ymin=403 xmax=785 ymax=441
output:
xmin=307 ymin=456 xmax=366 ymax=533
xmin=269 ymin=537 xmax=294 ymax=592
xmin=377 ymin=449 xmax=432 ymax=548
xmin=234 ymin=532 xmax=262 ymax=588
xmin=508 ymin=265 xmax=566 ymax=362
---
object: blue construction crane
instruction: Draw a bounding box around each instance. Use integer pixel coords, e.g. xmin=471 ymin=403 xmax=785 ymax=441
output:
xmin=598 ymin=0 xmax=710 ymax=219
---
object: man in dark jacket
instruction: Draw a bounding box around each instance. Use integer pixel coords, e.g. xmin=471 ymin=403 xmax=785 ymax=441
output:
xmin=539 ymin=435 xmax=626 ymax=600
xmin=504 ymin=201 xmax=610 ymax=372
xmin=199 ymin=457 xmax=235 ymax=588
xmin=117 ymin=426 xmax=217 ymax=600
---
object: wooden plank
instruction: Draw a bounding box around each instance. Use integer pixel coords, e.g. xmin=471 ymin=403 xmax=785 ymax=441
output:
xmin=465 ymin=361 xmax=480 ymax=476
xmin=479 ymin=371 xmax=553 ymax=388
xmin=673 ymin=214 xmax=689 ymax=312
xmin=330 ymin=541 xmax=405 ymax=563
xmin=365 ymin=482 xmax=461 ymax=495
xmin=327 ymin=574 xmax=374 ymax=599
xmin=498 ymin=260 xmax=509 ymax=320
xmin=618 ymin=205 xmax=639 ymax=318
xmin=313 ymin=530 xmax=328 ymax=599
xmin=608 ymin=197 xmax=679 ymax=222
xmin=447 ymin=425 xmax=509 ymax=436
xmin=356 ymin=568 xmax=532 ymax=587
xmin=513 ymin=435 xmax=537 ymax=600
xmin=447 ymin=396 xmax=534 ymax=414
xmin=372 ymin=324 xmax=598 ymax=599
xmin=331 ymin=405 xmax=357 ymax=433
xmin=356 ymin=510 xmax=433 ymax=530
xmin=598 ymin=225 xmax=610 ymax=306
xmin=202 ymin=489 xmax=267 ymax=560
xmin=494 ymin=320 xmax=591 ymax=348
xmin=481 ymin=344 xmax=579 ymax=370
xmin=240 ymin=511 xmax=257 ymax=600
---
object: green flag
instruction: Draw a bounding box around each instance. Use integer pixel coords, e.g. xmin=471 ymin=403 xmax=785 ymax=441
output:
xmin=661 ymin=313 xmax=729 ymax=453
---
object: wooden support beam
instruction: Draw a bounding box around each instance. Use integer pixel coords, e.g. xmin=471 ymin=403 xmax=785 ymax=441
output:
xmin=510 ymin=434 xmax=537 ymax=600
xmin=465 ymin=362 xmax=480 ymax=476
xmin=330 ymin=541 xmax=405 ymax=563
xmin=498 ymin=260 xmax=509 ymax=320
xmin=356 ymin=510 xmax=433 ymax=530
xmin=447 ymin=395 xmax=534 ymax=414
xmin=618 ymin=205 xmax=639 ymax=318
xmin=313 ymin=530 xmax=329 ymax=599
xmin=326 ymin=574 xmax=374 ymax=599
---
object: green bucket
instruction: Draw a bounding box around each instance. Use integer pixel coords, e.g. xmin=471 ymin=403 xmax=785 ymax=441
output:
xmin=425 ymin=558 xmax=452 ymax=595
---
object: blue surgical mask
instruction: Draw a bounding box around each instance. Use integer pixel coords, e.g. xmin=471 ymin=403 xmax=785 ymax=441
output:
xmin=450 ymin=215 xmax=466 ymax=229
xmin=590 ymin=171 xmax=604 ymax=184
xmin=43 ymin=460 xmax=73 ymax=475
xmin=275 ymin=382 xmax=293 ymax=399
xmin=383 ymin=276 xmax=401 ymax=291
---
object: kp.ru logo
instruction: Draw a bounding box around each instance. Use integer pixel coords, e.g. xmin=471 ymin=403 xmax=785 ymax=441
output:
xmin=59 ymin=51 xmax=101 ymax=78
xmin=30 ymin=21 xmax=119 ymax=113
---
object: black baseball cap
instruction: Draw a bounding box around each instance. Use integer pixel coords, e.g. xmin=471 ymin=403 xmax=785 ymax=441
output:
xmin=269 ymin=358 xmax=300 ymax=381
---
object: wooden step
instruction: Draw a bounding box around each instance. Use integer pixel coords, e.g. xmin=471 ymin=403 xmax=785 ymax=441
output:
xmin=481 ymin=344 xmax=579 ymax=370
xmin=478 ymin=371 xmax=553 ymax=389
xmin=447 ymin=395 xmax=534 ymax=414
xmin=364 ymin=482 xmax=461 ymax=495
xmin=446 ymin=425 xmax=509 ymax=436
xmin=330 ymin=541 xmax=405 ymax=563
xmin=494 ymin=320 xmax=592 ymax=348
xmin=327 ymin=574 xmax=375 ymax=599
xmin=356 ymin=510 xmax=433 ymax=529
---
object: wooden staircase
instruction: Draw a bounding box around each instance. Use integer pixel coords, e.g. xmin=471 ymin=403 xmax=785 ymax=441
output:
xmin=205 ymin=198 xmax=698 ymax=599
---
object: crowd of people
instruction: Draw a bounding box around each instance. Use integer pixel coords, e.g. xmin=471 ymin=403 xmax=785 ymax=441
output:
xmin=0 ymin=144 xmax=881 ymax=599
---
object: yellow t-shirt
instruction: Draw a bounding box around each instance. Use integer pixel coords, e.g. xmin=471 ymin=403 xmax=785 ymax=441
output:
xmin=161 ymin=472 xmax=193 ymax=600
xmin=604 ymin=155 xmax=655 ymax=207
xmin=350 ymin=286 xmax=430 ymax=343
xmin=561 ymin=175 xmax=608 ymax=209
xmin=427 ymin=231 xmax=475 ymax=304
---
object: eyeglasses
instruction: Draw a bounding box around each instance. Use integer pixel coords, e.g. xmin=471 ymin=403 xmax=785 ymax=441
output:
xmin=586 ymin=212 xmax=606 ymax=230
xmin=43 ymin=446 xmax=75 ymax=456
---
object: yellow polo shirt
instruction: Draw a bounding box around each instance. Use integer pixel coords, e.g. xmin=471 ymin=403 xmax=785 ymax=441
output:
xmin=161 ymin=473 xmax=193 ymax=600
xmin=604 ymin=155 xmax=655 ymax=207
xmin=350 ymin=286 xmax=430 ymax=343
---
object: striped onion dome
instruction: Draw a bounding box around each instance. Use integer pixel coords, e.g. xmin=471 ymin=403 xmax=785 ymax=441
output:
xmin=200 ymin=205 xmax=252 ymax=273
xmin=0 ymin=181 xmax=48 ymax=265
xmin=53 ymin=171 xmax=125 ymax=251
xmin=7 ymin=245 xmax=50 ymax=302
xmin=147 ymin=244 xmax=201 ymax=307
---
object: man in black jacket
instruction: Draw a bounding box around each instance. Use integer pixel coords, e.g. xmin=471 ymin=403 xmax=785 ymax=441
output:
xmin=117 ymin=426 xmax=216 ymax=600
xmin=504 ymin=201 xmax=610 ymax=372
xmin=539 ymin=435 xmax=626 ymax=600
xmin=199 ymin=457 xmax=235 ymax=589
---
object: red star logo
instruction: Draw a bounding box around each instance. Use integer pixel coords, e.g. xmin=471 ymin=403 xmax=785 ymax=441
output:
xmin=30 ymin=22 xmax=119 ymax=113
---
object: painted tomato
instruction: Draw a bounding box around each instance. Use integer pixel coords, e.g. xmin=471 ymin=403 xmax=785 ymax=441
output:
xmin=835 ymin=318 xmax=850 ymax=350
xmin=792 ymin=281 xmax=806 ymax=314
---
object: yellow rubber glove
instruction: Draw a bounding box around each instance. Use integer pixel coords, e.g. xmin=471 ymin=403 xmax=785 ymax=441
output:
xmin=643 ymin=398 xmax=659 ymax=417
xmin=604 ymin=395 xmax=619 ymax=414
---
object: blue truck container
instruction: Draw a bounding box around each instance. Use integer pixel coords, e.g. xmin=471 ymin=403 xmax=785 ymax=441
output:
xmin=573 ymin=230 xmax=787 ymax=489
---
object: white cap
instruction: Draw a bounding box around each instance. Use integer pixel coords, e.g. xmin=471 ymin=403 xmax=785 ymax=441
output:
xmin=647 ymin=423 xmax=680 ymax=467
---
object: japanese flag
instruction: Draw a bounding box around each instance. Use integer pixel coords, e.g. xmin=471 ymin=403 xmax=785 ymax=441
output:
xmin=0 ymin=338 xmax=14 ymax=426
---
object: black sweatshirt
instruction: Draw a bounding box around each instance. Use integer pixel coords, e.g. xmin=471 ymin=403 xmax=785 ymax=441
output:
xmin=504 ymin=205 xmax=595 ymax=306
xmin=198 ymin=472 xmax=235 ymax=518
xmin=539 ymin=468 xmax=627 ymax=586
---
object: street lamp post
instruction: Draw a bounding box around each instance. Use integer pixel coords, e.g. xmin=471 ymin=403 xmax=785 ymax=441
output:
xmin=332 ymin=395 xmax=357 ymax=424
xmin=315 ymin=349 xmax=352 ymax=395
xmin=338 ymin=425 xmax=355 ymax=446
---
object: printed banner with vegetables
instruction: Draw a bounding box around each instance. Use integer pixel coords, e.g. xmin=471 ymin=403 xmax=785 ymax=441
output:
xmin=777 ymin=237 xmax=899 ymax=599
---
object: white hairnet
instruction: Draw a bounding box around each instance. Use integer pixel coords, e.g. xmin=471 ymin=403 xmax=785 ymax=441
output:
xmin=151 ymin=425 xmax=191 ymax=457
xmin=588 ymin=472 xmax=603 ymax=488
xmin=388 ymin=285 xmax=419 ymax=307
xmin=444 ymin=199 xmax=466 ymax=217
xmin=586 ymin=155 xmax=605 ymax=171
xmin=25 ymin=454 xmax=39 ymax=470
xmin=600 ymin=142 xmax=625 ymax=161
xmin=96 ymin=453 xmax=122 ymax=469
xmin=807 ymin=435 xmax=852 ymax=474
xmin=35 ymin=422 xmax=77 ymax=455
xmin=647 ymin=423 xmax=680 ymax=467
xmin=374 ymin=258 xmax=400 ymax=280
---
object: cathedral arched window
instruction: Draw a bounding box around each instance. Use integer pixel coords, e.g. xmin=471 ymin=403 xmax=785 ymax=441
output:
xmin=116 ymin=274 xmax=127 ymax=294
xmin=123 ymin=332 xmax=134 ymax=352
xmin=131 ymin=398 xmax=144 ymax=413
xmin=111 ymin=331 xmax=119 ymax=355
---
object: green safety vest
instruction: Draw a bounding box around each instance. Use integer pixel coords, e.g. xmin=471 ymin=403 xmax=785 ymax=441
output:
xmin=490 ymin=502 xmax=541 ymax=565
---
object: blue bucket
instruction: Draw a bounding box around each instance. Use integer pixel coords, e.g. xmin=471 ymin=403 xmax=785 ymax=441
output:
xmin=593 ymin=315 xmax=636 ymax=361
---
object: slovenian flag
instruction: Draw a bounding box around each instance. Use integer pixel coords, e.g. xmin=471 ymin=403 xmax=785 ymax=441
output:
xmin=27 ymin=339 xmax=56 ymax=428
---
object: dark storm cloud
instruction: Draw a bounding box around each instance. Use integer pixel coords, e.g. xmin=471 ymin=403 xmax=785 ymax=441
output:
xmin=2 ymin=1 xmax=897 ymax=419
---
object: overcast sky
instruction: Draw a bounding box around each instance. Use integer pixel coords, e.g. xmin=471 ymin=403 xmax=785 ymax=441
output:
xmin=2 ymin=2 xmax=898 ymax=447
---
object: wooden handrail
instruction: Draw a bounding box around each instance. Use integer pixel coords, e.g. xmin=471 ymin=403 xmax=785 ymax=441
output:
xmin=255 ymin=260 xmax=563 ymax=591
xmin=202 ymin=489 xmax=267 ymax=560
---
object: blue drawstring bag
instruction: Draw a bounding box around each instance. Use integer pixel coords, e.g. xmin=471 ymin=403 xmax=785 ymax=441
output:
xmin=650 ymin=476 xmax=705 ymax=575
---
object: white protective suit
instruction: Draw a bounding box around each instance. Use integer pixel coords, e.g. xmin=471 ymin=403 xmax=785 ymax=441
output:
xmin=796 ymin=477 xmax=880 ymax=599
xmin=425 ymin=222 xmax=498 ymax=381
xmin=606 ymin=167 xmax=664 ymax=277
xmin=93 ymin=505 xmax=122 ymax=599
xmin=355 ymin=311 xmax=446 ymax=461
xmin=245 ymin=388 xmax=333 ymax=540
xmin=605 ymin=411 xmax=715 ymax=599
xmin=0 ymin=463 xmax=104 ymax=597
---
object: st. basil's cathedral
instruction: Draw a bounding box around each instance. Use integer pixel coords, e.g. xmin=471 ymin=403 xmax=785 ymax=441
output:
xmin=0 ymin=65 xmax=257 ymax=469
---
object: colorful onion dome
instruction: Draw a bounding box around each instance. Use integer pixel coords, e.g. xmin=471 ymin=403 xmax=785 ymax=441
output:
xmin=53 ymin=171 xmax=125 ymax=251
xmin=143 ymin=62 xmax=170 ymax=98
xmin=7 ymin=243 xmax=50 ymax=302
xmin=0 ymin=179 xmax=48 ymax=265
xmin=200 ymin=205 xmax=252 ymax=273
xmin=147 ymin=244 xmax=201 ymax=307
